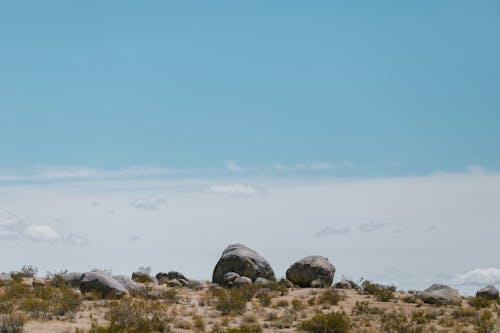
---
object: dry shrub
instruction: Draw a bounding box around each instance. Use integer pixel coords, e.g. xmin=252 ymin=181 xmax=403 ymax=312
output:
xmin=362 ymin=280 xmax=396 ymax=302
xmin=299 ymin=311 xmax=351 ymax=333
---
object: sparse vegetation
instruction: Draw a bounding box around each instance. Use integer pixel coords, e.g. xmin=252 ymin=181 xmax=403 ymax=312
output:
xmin=299 ymin=311 xmax=351 ymax=333
xmin=362 ymin=280 xmax=396 ymax=302
xmin=381 ymin=311 xmax=424 ymax=333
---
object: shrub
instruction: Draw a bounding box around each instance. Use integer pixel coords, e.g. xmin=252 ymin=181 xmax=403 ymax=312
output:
xmin=475 ymin=310 xmax=494 ymax=333
xmin=352 ymin=301 xmax=384 ymax=315
xmin=291 ymin=298 xmax=304 ymax=311
xmin=210 ymin=286 xmax=251 ymax=315
xmin=193 ymin=315 xmax=205 ymax=332
xmin=468 ymin=297 xmax=492 ymax=309
xmin=381 ymin=311 xmax=423 ymax=333
xmin=318 ymin=288 xmax=345 ymax=306
xmin=299 ymin=311 xmax=351 ymax=333
xmin=211 ymin=323 xmax=262 ymax=333
xmin=104 ymin=298 xmax=169 ymax=333
xmin=9 ymin=266 xmax=37 ymax=282
xmin=362 ymin=280 xmax=396 ymax=302
xmin=0 ymin=312 xmax=25 ymax=333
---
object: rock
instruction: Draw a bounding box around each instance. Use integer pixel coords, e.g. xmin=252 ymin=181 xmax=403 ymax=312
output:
xmin=80 ymin=271 xmax=128 ymax=299
xmin=401 ymin=292 xmax=416 ymax=303
xmin=0 ymin=273 xmax=13 ymax=283
xmin=223 ymin=272 xmax=240 ymax=286
xmin=178 ymin=279 xmax=189 ymax=286
xmin=61 ymin=272 xmax=83 ymax=287
xmin=286 ymin=256 xmax=335 ymax=288
xmin=334 ymin=281 xmax=352 ymax=289
xmin=212 ymin=244 xmax=276 ymax=284
xmin=113 ymin=275 xmax=139 ymax=291
xmin=155 ymin=273 xmax=169 ymax=285
xmin=418 ymin=284 xmax=461 ymax=305
xmin=233 ymin=276 xmax=253 ymax=287
xmin=254 ymin=277 xmax=270 ymax=285
xmin=167 ymin=279 xmax=183 ymax=287
xmin=476 ymin=285 xmax=499 ymax=300
xmin=279 ymin=278 xmax=294 ymax=288
xmin=132 ymin=272 xmax=158 ymax=284
xmin=167 ymin=271 xmax=189 ymax=281
xmin=32 ymin=278 xmax=46 ymax=287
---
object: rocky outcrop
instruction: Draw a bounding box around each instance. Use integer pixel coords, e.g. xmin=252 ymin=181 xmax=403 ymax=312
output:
xmin=80 ymin=271 xmax=128 ymax=299
xmin=113 ymin=275 xmax=139 ymax=291
xmin=212 ymin=244 xmax=276 ymax=284
xmin=418 ymin=284 xmax=461 ymax=305
xmin=61 ymin=272 xmax=83 ymax=287
xmin=286 ymin=256 xmax=335 ymax=288
xmin=476 ymin=285 xmax=499 ymax=300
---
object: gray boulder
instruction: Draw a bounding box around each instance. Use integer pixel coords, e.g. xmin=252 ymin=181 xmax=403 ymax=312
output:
xmin=61 ymin=272 xmax=83 ymax=287
xmin=167 ymin=279 xmax=183 ymax=287
xmin=476 ymin=285 xmax=499 ymax=300
xmin=254 ymin=277 xmax=270 ymax=285
xmin=233 ymin=276 xmax=253 ymax=287
xmin=286 ymin=256 xmax=335 ymax=288
xmin=418 ymin=284 xmax=461 ymax=305
xmin=80 ymin=271 xmax=128 ymax=299
xmin=113 ymin=275 xmax=139 ymax=291
xmin=212 ymin=244 xmax=276 ymax=284
xmin=334 ymin=281 xmax=352 ymax=289
xmin=0 ymin=273 xmax=12 ymax=283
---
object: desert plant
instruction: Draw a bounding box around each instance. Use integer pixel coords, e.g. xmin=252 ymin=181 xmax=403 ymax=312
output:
xmin=211 ymin=323 xmax=263 ymax=333
xmin=104 ymin=298 xmax=169 ymax=333
xmin=381 ymin=311 xmax=423 ymax=333
xmin=0 ymin=312 xmax=25 ymax=333
xmin=318 ymin=288 xmax=345 ymax=306
xmin=362 ymin=280 xmax=396 ymax=302
xmin=468 ymin=297 xmax=492 ymax=309
xmin=475 ymin=310 xmax=494 ymax=333
xmin=352 ymin=301 xmax=385 ymax=315
xmin=9 ymin=266 xmax=37 ymax=282
xmin=299 ymin=311 xmax=351 ymax=333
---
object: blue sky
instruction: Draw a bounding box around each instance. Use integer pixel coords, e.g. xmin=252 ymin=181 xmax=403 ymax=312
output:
xmin=1 ymin=1 xmax=499 ymax=175
xmin=0 ymin=2 xmax=499 ymax=292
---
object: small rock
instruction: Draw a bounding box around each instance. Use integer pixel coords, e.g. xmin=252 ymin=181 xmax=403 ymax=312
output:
xmin=222 ymin=272 xmax=240 ymax=286
xmin=254 ymin=277 xmax=270 ymax=285
xmin=476 ymin=285 xmax=499 ymax=300
xmin=334 ymin=281 xmax=352 ymax=289
xmin=233 ymin=276 xmax=253 ymax=287
xmin=167 ymin=279 xmax=183 ymax=287
xmin=279 ymin=278 xmax=294 ymax=288
xmin=178 ymin=278 xmax=189 ymax=286
xmin=0 ymin=273 xmax=13 ymax=283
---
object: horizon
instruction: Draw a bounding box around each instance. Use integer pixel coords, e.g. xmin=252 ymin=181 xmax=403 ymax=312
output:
xmin=1 ymin=1 xmax=499 ymax=296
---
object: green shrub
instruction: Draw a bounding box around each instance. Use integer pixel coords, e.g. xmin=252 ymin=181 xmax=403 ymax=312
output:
xmin=211 ymin=323 xmax=262 ymax=333
xmin=362 ymin=280 xmax=396 ymax=302
xmin=352 ymin=301 xmax=384 ymax=315
xmin=210 ymin=286 xmax=252 ymax=315
xmin=299 ymin=311 xmax=351 ymax=333
xmin=9 ymin=266 xmax=37 ymax=282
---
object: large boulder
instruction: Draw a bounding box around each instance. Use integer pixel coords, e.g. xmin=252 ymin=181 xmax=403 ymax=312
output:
xmin=80 ymin=271 xmax=128 ymax=299
xmin=113 ymin=275 xmax=139 ymax=291
xmin=212 ymin=244 xmax=276 ymax=284
xmin=61 ymin=272 xmax=83 ymax=287
xmin=286 ymin=256 xmax=335 ymax=288
xmin=476 ymin=285 xmax=499 ymax=300
xmin=418 ymin=284 xmax=461 ymax=305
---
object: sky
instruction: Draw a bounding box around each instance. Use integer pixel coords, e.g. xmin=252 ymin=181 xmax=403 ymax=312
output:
xmin=0 ymin=1 xmax=499 ymax=294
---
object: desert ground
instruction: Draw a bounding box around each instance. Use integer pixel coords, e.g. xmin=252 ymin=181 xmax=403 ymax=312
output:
xmin=1 ymin=273 xmax=499 ymax=333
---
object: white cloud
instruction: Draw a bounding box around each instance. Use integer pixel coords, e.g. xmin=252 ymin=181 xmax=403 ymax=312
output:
xmin=207 ymin=184 xmax=260 ymax=196
xmin=24 ymin=225 xmax=61 ymax=242
xmin=453 ymin=268 xmax=500 ymax=286
xmin=130 ymin=195 xmax=166 ymax=210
